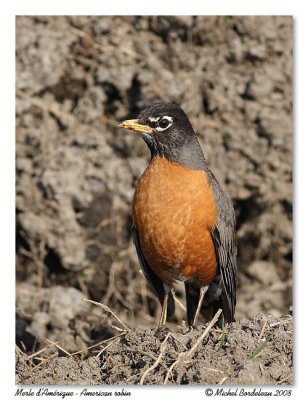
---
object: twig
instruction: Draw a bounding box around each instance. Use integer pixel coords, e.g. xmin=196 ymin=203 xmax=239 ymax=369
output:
xmin=102 ymin=248 xmax=135 ymax=309
xmin=43 ymin=338 xmax=72 ymax=357
xmin=259 ymin=319 xmax=268 ymax=342
xmin=28 ymin=342 xmax=57 ymax=360
xmin=173 ymin=294 xmax=186 ymax=312
xmin=71 ymin=332 xmax=126 ymax=356
xmin=187 ymin=309 xmax=222 ymax=357
xmin=218 ymin=376 xmax=228 ymax=385
xmin=140 ymin=332 xmax=171 ymax=385
xmin=16 ymin=345 xmax=26 ymax=356
xmin=77 ymin=275 xmax=90 ymax=298
xmin=164 ymin=309 xmax=222 ymax=384
xmin=278 ymin=373 xmax=292 ymax=384
xmin=85 ymin=217 xmax=120 ymax=239
xmin=29 ymin=354 xmax=58 ymax=372
xmin=83 ymin=298 xmax=129 ymax=330
xmin=96 ymin=340 xmax=116 ymax=358
xmin=126 ymin=348 xmax=158 ymax=362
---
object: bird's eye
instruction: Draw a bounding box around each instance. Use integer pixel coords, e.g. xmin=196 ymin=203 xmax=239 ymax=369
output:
xmin=158 ymin=118 xmax=171 ymax=129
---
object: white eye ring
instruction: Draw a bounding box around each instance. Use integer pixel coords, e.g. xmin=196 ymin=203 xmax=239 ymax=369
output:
xmin=156 ymin=116 xmax=173 ymax=132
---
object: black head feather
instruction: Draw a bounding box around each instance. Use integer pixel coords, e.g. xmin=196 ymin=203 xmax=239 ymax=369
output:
xmin=137 ymin=102 xmax=207 ymax=170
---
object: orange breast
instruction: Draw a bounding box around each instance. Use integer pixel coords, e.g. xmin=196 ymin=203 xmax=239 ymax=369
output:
xmin=133 ymin=157 xmax=218 ymax=287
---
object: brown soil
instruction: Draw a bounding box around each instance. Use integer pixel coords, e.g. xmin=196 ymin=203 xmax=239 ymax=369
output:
xmin=16 ymin=16 xmax=293 ymax=385
xmin=16 ymin=312 xmax=292 ymax=385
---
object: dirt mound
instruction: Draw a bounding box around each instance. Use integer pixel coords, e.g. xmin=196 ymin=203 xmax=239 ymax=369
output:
xmin=16 ymin=311 xmax=292 ymax=385
xmin=16 ymin=16 xmax=293 ymax=385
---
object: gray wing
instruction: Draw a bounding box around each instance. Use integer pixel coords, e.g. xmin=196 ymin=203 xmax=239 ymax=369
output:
xmin=184 ymin=169 xmax=237 ymax=326
xmin=209 ymin=170 xmax=237 ymax=322
xmin=132 ymin=225 xmax=175 ymax=318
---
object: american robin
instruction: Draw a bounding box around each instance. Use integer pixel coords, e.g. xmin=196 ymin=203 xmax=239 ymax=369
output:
xmin=118 ymin=102 xmax=237 ymax=329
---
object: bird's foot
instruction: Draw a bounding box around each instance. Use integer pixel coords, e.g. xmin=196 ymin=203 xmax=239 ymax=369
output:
xmin=154 ymin=326 xmax=171 ymax=340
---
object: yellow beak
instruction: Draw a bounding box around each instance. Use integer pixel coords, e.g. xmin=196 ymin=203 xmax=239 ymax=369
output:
xmin=118 ymin=119 xmax=154 ymax=135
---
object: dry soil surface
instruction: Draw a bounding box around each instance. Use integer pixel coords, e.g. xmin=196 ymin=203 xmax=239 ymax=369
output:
xmin=16 ymin=312 xmax=292 ymax=385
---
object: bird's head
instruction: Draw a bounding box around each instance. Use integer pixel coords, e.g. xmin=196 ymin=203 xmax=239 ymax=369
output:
xmin=118 ymin=102 xmax=206 ymax=168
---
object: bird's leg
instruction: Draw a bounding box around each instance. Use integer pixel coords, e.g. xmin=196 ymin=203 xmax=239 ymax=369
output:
xmin=192 ymin=285 xmax=208 ymax=327
xmin=158 ymin=293 xmax=169 ymax=330
xmin=157 ymin=284 xmax=172 ymax=330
